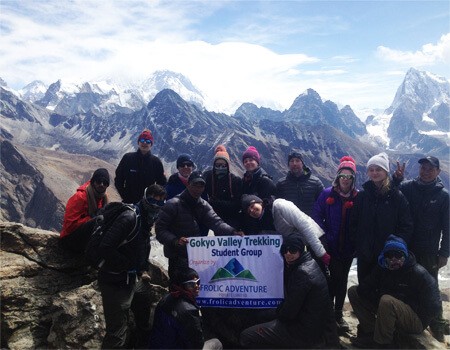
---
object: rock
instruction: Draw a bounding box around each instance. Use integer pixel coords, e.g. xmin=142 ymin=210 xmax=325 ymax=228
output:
xmin=0 ymin=221 xmax=167 ymax=349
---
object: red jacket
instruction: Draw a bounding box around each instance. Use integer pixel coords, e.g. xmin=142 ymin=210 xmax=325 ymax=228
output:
xmin=60 ymin=181 xmax=106 ymax=238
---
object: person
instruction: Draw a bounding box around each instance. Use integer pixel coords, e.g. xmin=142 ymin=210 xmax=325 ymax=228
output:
xmin=241 ymin=194 xmax=330 ymax=266
xmin=312 ymin=156 xmax=358 ymax=332
xmin=241 ymin=146 xmax=276 ymax=200
xmin=239 ymin=234 xmax=335 ymax=348
xmin=204 ymin=145 xmax=243 ymax=228
xmin=155 ymin=171 xmax=241 ymax=279
xmin=395 ymin=155 xmax=449 ymax=342
xmin=60 ymin=168 xmax=110 ymax=253
xmin=166 ymin=154 xmax=198 ymax=200
xmin=349 ymin=152 xmax=413 ymax=283
xmin=276 ymin=150 xmax=324 ymax=217
xmin=114 ymin=129 xmax=167 ymax=204
xmin=349 ymin=235 xmax=442 ymax=349
xmin=97 ymin=185 xmax=166 ymax=349
xmin=149 ymin=267 xmax=222 ymax=349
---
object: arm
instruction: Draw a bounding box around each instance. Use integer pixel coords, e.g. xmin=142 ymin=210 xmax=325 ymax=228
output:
xmin=311 ymin=191 xmax=327 ymax=232
xmin=178 ymin=304 xmax=205 ymax=349
xmin=258 ymin=176 xmax=276 ymax=200
xmin=394 ymin=192 xmax=414 ymax=244
xmin=201 ymin=202 xmax=236 ymax=235
xmin=277 ymin=269 xmax=311 ymax=321
xmin=154 ymin=158 xmax=167 ymax=186
xmin=61 ymin=191 xmax=91 ymax=235
xmin=438 ymin=192 xmax=449 ymax=261
xmin=155 ymin=202 xmax=179 ymax=246
xmin=114 ymin=156 xmax=127 ymax=200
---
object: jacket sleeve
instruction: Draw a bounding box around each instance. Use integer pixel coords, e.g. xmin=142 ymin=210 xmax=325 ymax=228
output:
xmin=258 ymin=176 xmax=277 ymax=200
xmin=277 ymin=269 xmax=311 ymax=321
xmin=311 ymin=191 xmax=327 ymax=232
xmin=114 ymin=155 xmax=127 ymax=200
xmin=416 ymin=265 xmax=443 ymax=328
xmin=154 ymin=158 xmax=167 ymax=186
xmin=202 ymin=202 xmax=236 ymax=234
xmin=178 ymin=305 xmax=205 ymax=349
xmin=61 ymin=191 xmax=91 ymax=236
xmin=349 ymin=192 xmax=363 ymax=246
xmin=439 ymin=191 xmax=449 ymax=257
xmin=357 ymin=266 xmax=382 ymax=305
xmin=155 ymin=201 xmax=179 ymax=245
xmin=394 ymin=192 xmax=414 ymax=244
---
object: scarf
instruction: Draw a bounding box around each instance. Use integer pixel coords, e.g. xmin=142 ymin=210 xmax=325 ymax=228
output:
xmin=170 ymin=284 xmax=198 ymax=305
xmin=178 ymin=172 xmax=189 ymax=186
xmin=86 ymin=183 xmax=109 ymax=217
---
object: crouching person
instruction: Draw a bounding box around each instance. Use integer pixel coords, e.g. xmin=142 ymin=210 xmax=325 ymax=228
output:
xmin=239 ymin=234 xmax=333 ymax=349
xmin=349 ymin=235 xmax=442 ymax=349
xmin=149 ymin=267 xmax=222 ymax=350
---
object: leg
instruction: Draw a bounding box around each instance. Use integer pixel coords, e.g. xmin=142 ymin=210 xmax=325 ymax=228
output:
xmin=374 ymin=294 xmax=423 ymax=344
xmin=356 ymin=258 xmax=375 ymax=285
xmin=348 ymin=285 xmax=377 ymax=334
xmin=130 ymin=280 xmax=152 ymax=348
xmin=60 ymin=219 xmax=96 ymax=253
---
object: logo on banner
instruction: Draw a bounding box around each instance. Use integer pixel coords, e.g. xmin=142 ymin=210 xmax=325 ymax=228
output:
xmin=209 ymin=258 xmax=257 ymax=282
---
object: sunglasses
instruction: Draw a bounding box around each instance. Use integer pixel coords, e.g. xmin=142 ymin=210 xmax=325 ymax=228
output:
xmin=215 ymin=163 xmax=228 ymax=168
xmin=338 ymin=174 xmax=355 ymax=180
xmin=139 ymin=138 xmax=152 ymax=144
xmin=281 ymin=246 xmax=300 ymax=255
xmin=179 ymin=163 xmax=193 ymax=168
xmin=94 ymin=180 xmax=109 ymax=186
xmin=183 ymin=278 xmax=201 ymax=288
xmin=384 ymin=251 xmax=404 ymax=259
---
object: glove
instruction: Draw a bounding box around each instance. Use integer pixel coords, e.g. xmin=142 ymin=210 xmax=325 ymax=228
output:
xmin=321 ymin=252 xmax=331 ymax=267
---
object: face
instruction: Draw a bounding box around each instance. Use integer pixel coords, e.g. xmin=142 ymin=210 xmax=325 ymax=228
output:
xmin=419 ymin=163 xmax=440 ymax=183
xmin=248 ymin=202 xmax=263 ymax=219
xmin=384 ymin=250 xmax=405 ymax=271
xmin=178 ymin=163 xmax=194 ymax=178
xmin=337 ymin=169 xmax=354 ymax=193
xmin=367 ymin=165 xmax=388 ymax=184
xmin=182 ymin=278 xmax=200 ymax=297
xmin=187 ymin=181 xmax=205 ymax=199
xmin=283 ymin=248 xmax=301 ymax=265
xmin=288 ymin=157 xmax=304 ymax=176
xmin=243 ymin=157 xmax=259 ymax=172
xmin=214 ymin=159 xmax=228 ymax=169
xmin=92 ymin=179 xmax=109 ymax=194
xmin=138 ymin=138 xmax=153 ymax=154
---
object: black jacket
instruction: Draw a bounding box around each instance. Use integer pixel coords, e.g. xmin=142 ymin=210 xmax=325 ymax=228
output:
xmin=277 ymin=252 xmax=330 ymax=345
xmin=399 ymin=177 xmax=449 ymax=257
xmin=242 ymin=167 xmax=276 ymax=201
xmin=358 ymin=253 xmax=442 ymax=329
xmin=155 ymin=190 xmax=236 ymax=259
xmin=350 ymin=180 xmax=413 ymax=263
xmin=276 ymin=168 xmax=324 ymax=217
xmin=204 ymin=169 xmax=242 ymax=228
xmin=114 ymin=150 xmax=167 ymax=204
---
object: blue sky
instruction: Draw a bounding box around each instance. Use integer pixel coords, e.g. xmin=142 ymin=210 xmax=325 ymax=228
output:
xmin=1 ymin=0 xmax=449 ymax=116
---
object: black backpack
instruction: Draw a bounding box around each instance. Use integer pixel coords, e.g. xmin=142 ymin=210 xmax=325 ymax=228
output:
xmin=85 ymin=202 xmax=140 ymax=268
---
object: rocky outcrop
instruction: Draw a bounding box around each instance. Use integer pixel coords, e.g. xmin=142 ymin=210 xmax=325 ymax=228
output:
xmin=0 ymin=221 xmax=167 ymax=349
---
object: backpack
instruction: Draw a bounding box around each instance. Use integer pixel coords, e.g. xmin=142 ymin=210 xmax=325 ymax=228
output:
xmin=85 ymin=202 xmax=140 ymax=268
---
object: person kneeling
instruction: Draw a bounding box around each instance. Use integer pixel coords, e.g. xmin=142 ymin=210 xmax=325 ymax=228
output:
xmin=349 ymin=235 xmax=442 ymax=349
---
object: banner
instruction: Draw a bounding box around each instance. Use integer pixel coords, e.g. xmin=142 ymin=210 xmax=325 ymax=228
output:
xmin=187 ymin=234 xmax=284 ymax=308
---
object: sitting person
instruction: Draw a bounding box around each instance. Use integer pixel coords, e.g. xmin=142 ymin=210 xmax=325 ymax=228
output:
xmin=60 ymin=168 xmax=110 ymax=253
xmin=149 ymin=267 xmax=222 ymax=350
xmin=349 ymin=235 xmax=442 ymax=349
xmin=239 ymin=234 xmax=334 ymax=348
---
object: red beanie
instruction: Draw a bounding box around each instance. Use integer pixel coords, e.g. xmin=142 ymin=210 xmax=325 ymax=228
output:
xmin=138 ymin=129 xmax=154 ymax=144
xmin=214 ymin=145 xmax=230 ymax=164
xmin=242 ymin=146 xmax=260 ymax=164
xmin=337 ymin=156 xmax=356 ymax=174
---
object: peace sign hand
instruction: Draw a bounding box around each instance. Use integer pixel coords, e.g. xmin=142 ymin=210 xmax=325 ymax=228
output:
xmin=394 ymin=161 xmax=405 ymax=180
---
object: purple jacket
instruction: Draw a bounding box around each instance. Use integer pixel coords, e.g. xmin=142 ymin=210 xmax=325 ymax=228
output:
xmin=312 ymin=187 xmax=356 ymax=259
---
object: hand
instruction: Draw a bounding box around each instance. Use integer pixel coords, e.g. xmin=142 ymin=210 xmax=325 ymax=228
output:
xmin=141 ymin=271 xmax=151 ymax=282
xmin=394 ymin=161 xmax=405 ymax=179
xmin=177 ymin=237 xmax=189 ymax=246
xmin=234 ymin=230 xmax=245 ymax=237
xmin=321 ymin=252 xmax=331 ymax=267
xmin=438 ymin=256 xmax=448 ymax=269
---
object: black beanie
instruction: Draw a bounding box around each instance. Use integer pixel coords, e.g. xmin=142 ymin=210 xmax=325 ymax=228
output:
xmin=172 ymin=267 xmax=199 ymax=286
xmin=91 ymin=168 xmax=110 ymax=185
xmin=241 ymin=194 xmax=263 ymax=213
xmin=177 ymin=154 xmax=194 ymax=168
xmin=288 ymin=151 xmax=304 ymax=165
xmin=281 ymin=233 xmax=305 ymax=253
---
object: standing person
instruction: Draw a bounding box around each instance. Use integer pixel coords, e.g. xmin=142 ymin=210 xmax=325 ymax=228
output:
xmin=155 ymin=171 xmax=240 ymax=279
xmin=396 ymin=156 xmax=449 ymax=342
xmin=350 ymin=152 xmax=413 ymax=283
xmin=204 ymin=145 xmax=243 ymax=228
xmin=166 ymin=154 xmax=196 ymax=200
xmin=312 ymin=156 xmax=358 ymax=332
xmin=276 ymin=150 xmax=324 ymax=217
xmin=239 ymin=234 xmax=335 ymax=349
xmin=60 ymin=168 xmax=110 ymax=253
xmin=349 ymin=235 xmax=442 ymax=349
xmin=149 ymin=267 xmax=222 ymax=350
xmin=114 ymin=129 xmax=167 ymax=204
xmin=241 ymin=146 xmax=276 ymax=200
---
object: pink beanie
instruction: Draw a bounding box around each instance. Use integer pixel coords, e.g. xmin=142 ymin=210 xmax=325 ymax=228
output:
xmin=242 ymin=146 xmax=261 ymax=164
xmin=337 ymin=156 xmax=356 ymax=174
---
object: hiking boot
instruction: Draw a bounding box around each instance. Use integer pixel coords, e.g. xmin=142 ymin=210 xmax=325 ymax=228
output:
xmin=350 ymin=336 xmax=376 ymax=349
xmin=431 ymin=329 xmax=445 ymax=343
xmin=336 ymin=317 xmax=350 ymax=333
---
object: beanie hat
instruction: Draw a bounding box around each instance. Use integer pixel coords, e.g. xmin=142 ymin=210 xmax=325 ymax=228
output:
xmin=337 ymin=156 xmax=356 ymax=174
xmin=176 ymin=154 xmax=194 ymax=168
xmin=280 ymin=233 xmax=305 ymax=255
xmin=367 ymin=152 xmax=389 ymax=173
xmin=288 ymin=151 xmax=304 ymax=165
xmin=377 ymin=234 xmax=408 ymax=267
xmin=242 ymin=146 xmax=261 ymax=164
xmin=214 ymin=145 xmax=230 ymax=164
xmin=91 ymin=168 xmax=110 ymax=185
xmin=188 ymin=171 xmax=206 ymax=185
xmin=138 ymin=129 xmax=154 ymax=144
xmin=241 ymin=194 xmax=263 ymax=213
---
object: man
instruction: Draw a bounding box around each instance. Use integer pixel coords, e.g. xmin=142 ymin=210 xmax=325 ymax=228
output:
xmin=155 ymin=171 xmax=240 ymax=279
xmin=396 ymin=155 xmax=449 ymax=342
xmin=115 ymin=129 xmax=167 ymax=204
xmin=240 ymin=234 xmax=334 ymax=348
xmin=276 ymin=150 xmax=324 ymax=217
xmin=60 ymin=168 xmax=110 ymax=253
xmin=149 ymin=267 xmax=222 ymax=350
xmin=349 ymin=235 xmax=442 ymax=349
xmin=97 ymin=185 xmax=166 ymax=349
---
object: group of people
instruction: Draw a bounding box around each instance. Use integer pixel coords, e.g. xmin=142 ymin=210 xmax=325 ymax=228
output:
xmin=59 ymin=128 xmax=448 ymax=349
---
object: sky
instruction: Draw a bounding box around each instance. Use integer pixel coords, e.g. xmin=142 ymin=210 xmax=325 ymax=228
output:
xmin=1 ymin=0 xmax=449 ymax=116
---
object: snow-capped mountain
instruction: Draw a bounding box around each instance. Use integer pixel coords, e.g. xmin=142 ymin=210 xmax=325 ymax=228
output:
xmin=18 ymin=80 xmax=48 ymax=102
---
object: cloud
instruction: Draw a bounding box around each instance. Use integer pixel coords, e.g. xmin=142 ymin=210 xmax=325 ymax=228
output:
xmin=376 ymin=33 xmax=450 ymax=66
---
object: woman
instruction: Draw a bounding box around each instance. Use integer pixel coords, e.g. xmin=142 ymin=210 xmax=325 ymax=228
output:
xmin=312 ymin=156 xmax=358 ymax=332
xmin=204 ymin=145 xmax=242 ymax=228
xmin=165 ymin=154 xmax=195 ymax=200
xmin=349 ymin=152 xmax=413 ymax=283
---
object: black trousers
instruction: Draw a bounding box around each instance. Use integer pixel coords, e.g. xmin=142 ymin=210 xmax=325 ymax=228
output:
xmin=328 ymin=256 xmax=353 ymax=317
xmin=60 ymin=219 xmax=96 ymax=253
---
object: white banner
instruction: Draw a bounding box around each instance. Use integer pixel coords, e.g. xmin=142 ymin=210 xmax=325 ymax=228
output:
xmin=187 ymin=234 xmax=284 ymax=308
